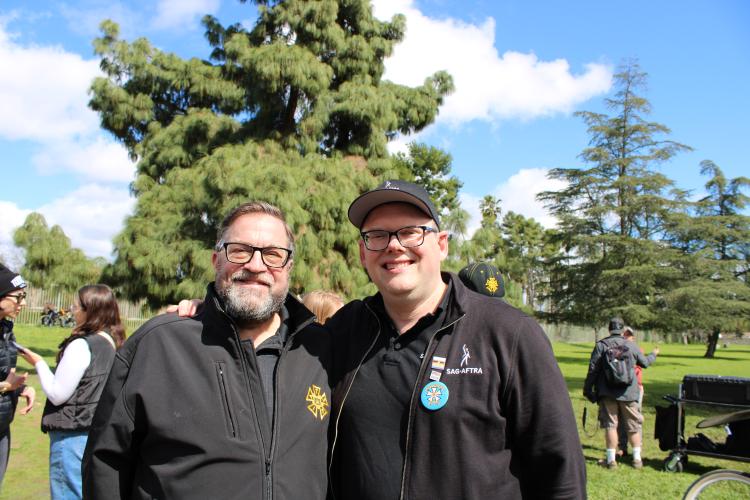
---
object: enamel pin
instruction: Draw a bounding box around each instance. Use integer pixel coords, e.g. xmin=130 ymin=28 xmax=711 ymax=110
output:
xmin=420 ymin=381 xmax=449 ymax=410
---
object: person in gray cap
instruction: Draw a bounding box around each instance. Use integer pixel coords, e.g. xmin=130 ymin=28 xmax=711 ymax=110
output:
xmin=326 ymin=180 xmax=586 ymax=499
xmin=0 ymin=263 xmax=36 ymax=488
xmin=583 ymin=317 xmax=659 ymax=469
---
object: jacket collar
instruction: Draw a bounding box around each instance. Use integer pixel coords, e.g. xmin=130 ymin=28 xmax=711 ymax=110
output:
xmin=201 ymin=282 xmax=316 ymax=340
xmin=362 ymin=272 xmax=469 ymax=330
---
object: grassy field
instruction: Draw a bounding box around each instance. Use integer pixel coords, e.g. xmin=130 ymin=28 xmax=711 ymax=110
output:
xmin=3 ymin=325 xmax=750 ymax=499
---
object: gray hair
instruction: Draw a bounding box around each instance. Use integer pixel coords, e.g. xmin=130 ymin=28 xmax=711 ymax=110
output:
xmin=216 ymin=201 xmax=295 ymax=253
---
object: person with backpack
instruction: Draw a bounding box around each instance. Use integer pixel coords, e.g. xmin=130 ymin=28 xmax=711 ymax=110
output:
xmin=583 ymin=317 xmax=659 ymax=469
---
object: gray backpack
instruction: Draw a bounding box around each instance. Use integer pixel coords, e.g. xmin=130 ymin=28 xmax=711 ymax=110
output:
xmin=602 ymin=342 xmax=634 ymax=387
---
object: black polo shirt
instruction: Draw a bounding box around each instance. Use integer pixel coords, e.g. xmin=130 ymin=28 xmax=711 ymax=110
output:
xmin=337 ymin=282 xmax=452 ymax=500
xmin=240 ymin=306 xmax=289 ymax=426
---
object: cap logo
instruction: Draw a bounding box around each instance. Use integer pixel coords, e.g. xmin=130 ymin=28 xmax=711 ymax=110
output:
xmin=383 ymin=180 xmax=399 ymax=190
xmin=485 ymin=277 xmax=499 ymax=294
xmin=11 ymin=276 xmax=25 ymax=288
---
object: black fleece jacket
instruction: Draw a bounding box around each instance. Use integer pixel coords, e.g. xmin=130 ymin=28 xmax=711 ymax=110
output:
xmin=327 ymin=274 xmax=586 ymax=499
xmin=82 ymin=284 xmax=332 ymax=500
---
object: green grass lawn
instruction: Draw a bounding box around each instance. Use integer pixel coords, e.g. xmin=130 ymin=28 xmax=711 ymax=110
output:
xmin=3 ymin=326 xmax=750 ymax=499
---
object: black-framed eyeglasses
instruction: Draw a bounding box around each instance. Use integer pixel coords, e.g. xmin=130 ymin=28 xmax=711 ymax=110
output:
xmin=360 ymin=225 xmax=438 ymax=251
xmin=4 ymin=292 xmax=27 ymax=303
xmin=220 ymin=242 xmax=292 ymax=268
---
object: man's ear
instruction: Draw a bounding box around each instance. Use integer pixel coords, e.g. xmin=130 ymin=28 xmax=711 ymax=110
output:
xmin=437 ymin=231 xmax=449 ymax=261
xmin=211 ymin=251 xmax=219 ymax=269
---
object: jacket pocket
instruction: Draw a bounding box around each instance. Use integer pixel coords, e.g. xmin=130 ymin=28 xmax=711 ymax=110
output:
xmin=215 ymin=362 xmax=238 ymax=439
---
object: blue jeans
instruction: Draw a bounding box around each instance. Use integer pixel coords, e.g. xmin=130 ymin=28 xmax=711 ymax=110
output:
xmin=49 ymin=430 xmax=88 ymax=500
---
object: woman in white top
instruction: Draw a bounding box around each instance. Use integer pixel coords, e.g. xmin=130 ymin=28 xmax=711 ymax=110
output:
xmin=21 ymin=284 xmax=125 ymax=500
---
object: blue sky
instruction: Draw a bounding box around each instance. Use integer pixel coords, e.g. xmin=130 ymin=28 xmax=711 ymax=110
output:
xmin=1 ymin=0 xmax=748 ymax=264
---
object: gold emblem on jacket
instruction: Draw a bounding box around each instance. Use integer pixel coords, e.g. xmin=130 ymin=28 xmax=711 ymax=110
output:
xmin=306 ymin=385 xmax=329 ymax=420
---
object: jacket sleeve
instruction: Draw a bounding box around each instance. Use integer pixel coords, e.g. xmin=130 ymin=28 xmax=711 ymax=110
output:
xmin=82 ymin=352 xmax=138 ymax=500
xmin=633 ymin=343 xmax=656 ymax=368
xmin=505 ymin=318 xmax=587 ymax=500
xmin=582 ymin=343 xmax=602 ymax=401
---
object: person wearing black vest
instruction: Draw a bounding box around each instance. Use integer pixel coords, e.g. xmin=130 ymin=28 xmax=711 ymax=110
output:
xmin=20 ymin=284 xmax=125 ymax=499
xmin=0 ymin=263 xmax=35 ymax=491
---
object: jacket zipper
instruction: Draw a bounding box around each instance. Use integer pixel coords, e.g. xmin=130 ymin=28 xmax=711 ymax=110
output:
xmin=214 ymin=295 xmax=316 ymax=500
xmin=328 ymin=304 xmax=383 ymax=500
xmin=217 ymin=365 xmax=237 ymax=438
xmin=398 ymin=314 xmax=465 ymax=500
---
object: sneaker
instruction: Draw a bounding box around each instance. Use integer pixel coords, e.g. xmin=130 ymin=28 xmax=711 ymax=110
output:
xmin=632 ymin=460 xmax=643 ymax=469
xmin=598 ymin=458 xmax=617 ymax=469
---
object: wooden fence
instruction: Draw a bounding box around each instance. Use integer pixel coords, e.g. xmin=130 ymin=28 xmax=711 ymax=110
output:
xmin=13 ymin=286 xmax=157 ymax=332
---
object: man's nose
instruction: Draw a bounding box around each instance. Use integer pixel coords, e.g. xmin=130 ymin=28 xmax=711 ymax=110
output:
xmin=244 ymin=250 xmax=269 ymax=272
xmin=384 ymin=232 xmax=405 ymax=251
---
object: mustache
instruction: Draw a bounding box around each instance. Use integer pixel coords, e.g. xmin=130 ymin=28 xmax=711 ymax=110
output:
xmin=230 ymin=269 xmax=272 ymax=286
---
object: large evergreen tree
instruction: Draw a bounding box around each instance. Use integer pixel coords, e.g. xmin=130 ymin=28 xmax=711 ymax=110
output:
xmin=13 ymin=213 xmax=103 ymax=291
xmin=537 ymin=61 xmax=690 ymax=329
xmin=91 ymin=1 xmax=453 ymax=306
xmin=661 ymin=161 xmax=750 ymax=356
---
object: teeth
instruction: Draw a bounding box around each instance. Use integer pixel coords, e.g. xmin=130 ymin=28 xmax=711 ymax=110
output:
xmin=385 ymin=262 xmax=410 ymax=270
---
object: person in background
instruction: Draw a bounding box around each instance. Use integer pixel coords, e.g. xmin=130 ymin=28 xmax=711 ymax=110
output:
xmin=583 ymin=317 xmax=659 ymax=469
xmin=302 ymin=290 xmax=344 ymax=325
xmin=20 ymin=284 xmax=125 ymax=499
xmin=0 ymin=264 xmax=36 ymax=491
xmin=617 ymin=326 xmax=646 ymax=458
xmin=458 ymin=262 xmax=505 ymax=299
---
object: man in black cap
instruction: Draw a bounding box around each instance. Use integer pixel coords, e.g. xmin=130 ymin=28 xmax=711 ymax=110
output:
xmin=327 ymin=180 xmax=586 ymax=499
xmin=0 ymin=264 xmax=36 ymax=488
xmin=458 ymin=261 xmax=505 ymax=299
xmin=583 ymin=317 xmax=659 ymax=469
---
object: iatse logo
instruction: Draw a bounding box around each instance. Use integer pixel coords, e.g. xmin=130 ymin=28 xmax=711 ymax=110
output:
xmin=445 ymin=344 xmax=483 ymax=375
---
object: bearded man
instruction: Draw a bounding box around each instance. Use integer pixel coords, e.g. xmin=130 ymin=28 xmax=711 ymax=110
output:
xmin=82 ymin=202 xmax=332 ymax=500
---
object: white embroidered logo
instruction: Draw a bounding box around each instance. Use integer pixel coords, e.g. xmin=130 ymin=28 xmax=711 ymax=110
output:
xmin=460 ymin=344 xmax=471 ymax=367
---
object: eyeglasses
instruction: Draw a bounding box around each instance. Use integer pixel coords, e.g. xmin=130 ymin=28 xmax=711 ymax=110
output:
xmin=4 ymin=292 xmax=26 ymax=304
xmin=360 ymin=225 xmax=438 ymax=251
xmin=220 ymin=242 xmax=292 ymax=268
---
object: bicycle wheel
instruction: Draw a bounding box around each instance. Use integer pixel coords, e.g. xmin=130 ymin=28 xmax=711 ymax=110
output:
xmin=682 ymin=469 xmax=750 ymax=500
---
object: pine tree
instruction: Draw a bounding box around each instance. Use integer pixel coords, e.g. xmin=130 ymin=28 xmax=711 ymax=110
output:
xmin=661 ymin=162 xmax=750 ymax=356
xmin=537 ymin=61 xmax=690 ymax=329
xmin=90 ymin=1 xmax=453 ymax=306
xmin=13 ymin=213 xmax=103 ymax=291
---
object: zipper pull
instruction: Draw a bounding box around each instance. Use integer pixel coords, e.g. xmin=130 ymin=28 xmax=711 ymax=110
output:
xmin=265 ymin=459 xmax=271 ymax=476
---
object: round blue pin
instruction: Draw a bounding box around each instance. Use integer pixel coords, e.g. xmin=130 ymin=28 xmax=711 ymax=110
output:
xmin=420 ymin=381 xmax=449 ymax=411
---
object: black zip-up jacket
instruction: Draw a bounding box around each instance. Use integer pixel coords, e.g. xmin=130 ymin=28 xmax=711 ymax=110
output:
xmin=328 ymin=274 xmax=586 ymax=499
xmin=82 ymin=285 xmax=332 ymax=500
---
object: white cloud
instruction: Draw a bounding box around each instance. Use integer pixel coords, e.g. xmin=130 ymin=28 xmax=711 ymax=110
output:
xmin=461 ymin=168 xmax=566 ymax=236
xmin=0 ymin=17 xmax=136 ymax=183
xmin=152 ymin=0 xmax=220 ymax=30
xmin=372 ymin=0 xmax=612 ymax=125
xmin=0 ymin=186 xmax=134 ymax=262
xmin=32 ymin=136 xmax=135 ymax=183
xmin=0 ymin=201 xmax=31 ymax=267
xmin=0 ymin=20 xmax=100 ymax=141
xmin=37 ymin=184 xmax=135 ymax=259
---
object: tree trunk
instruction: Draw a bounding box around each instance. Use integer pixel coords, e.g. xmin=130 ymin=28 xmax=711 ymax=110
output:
xmin=704 ymin=328 xmax=720 ymax=358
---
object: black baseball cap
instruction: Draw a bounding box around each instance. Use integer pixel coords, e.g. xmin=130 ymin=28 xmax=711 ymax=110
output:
xmin=0 ymin=263 xmax=27 ymax=297
xmin=608 ymin=317 xmax=625 ymax=334
xmin=459 ymin=262 xmax=505 ymax=298
xmin=348 ymin=180 xmax=441 ymax=229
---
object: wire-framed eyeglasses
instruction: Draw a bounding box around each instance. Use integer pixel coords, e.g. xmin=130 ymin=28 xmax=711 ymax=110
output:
xmin=360 ymin=225 xmax=437 ymax=251
xmin=219 ymin=242 xmax=292 ymax=268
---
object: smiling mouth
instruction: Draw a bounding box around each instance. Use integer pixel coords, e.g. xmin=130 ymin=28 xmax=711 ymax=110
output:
xmin=383 ymin=261 xmax=412 ymax=271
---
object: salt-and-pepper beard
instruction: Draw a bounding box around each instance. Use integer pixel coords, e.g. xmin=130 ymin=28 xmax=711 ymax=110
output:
xmin=217 ymin=269 xmax=287 ymax=325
